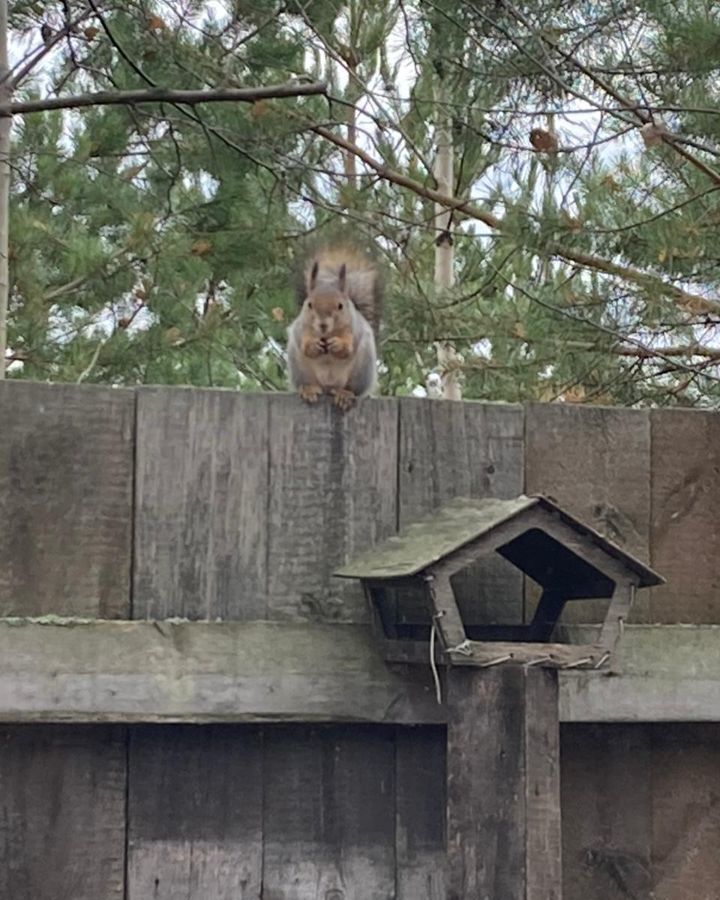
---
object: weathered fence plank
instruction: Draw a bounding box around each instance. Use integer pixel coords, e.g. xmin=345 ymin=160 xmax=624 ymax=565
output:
xmin=263 ymin=725 xmax=396 ymax=899
xmin=446 ymin=667 xmax=561 ymax=900
xmin=399 ymin=399 xmax=525 ymax=629
xmin=651 ymin=409 xmax=720 ymax=623
xmin=650 ymin=724 xmax=720 ymax=900
xmin=526 ymin=403 xmax=652 ymax=622
xmin=134 ymin=388 xmax=270 ymax=619
xmin=562 ymin=723 xmax=720 ymax=900
xmin=3 ymin=619 xmax=720 ymax=723
xmin=0 ymin=725 xmax=126 ymax=900
xmin=561 ymin=724 xmax=652 ymax=900
xmin=395 ymin=726 xmax=446 ymax=900
xmin=559 ymin=624 xmax=720 ymax=722
xmin=0 ymin=381 xmax=134 ymax=617
xmin=0 ymin=619 xmax=442 ymax=723
xmin=127 ymin=725 xmax=263 ymax=900
xmin=266 ymin=394 xmax=398 ymax=622
xmin=447 ymin=666 xmax=524 ymax=899
xmin=398 ymin=399 xmax=524 ymax=522
xmin=262 ymin=727 xmax=328 ymax=900
xmin=526 ymin=669 xmax=562 ymax=899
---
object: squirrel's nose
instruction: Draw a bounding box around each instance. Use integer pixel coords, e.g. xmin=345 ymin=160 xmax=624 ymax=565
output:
xmin=319 ymin=322 xmax=328 ymax=333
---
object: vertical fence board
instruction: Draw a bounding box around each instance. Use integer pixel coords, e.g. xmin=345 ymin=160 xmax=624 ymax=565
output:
xmin=395 ymin=726 xmax=446 ymax=900
xmin=263 ymin=725 xmax=396 ymax=900
xmin=650 ymin=724 xmax=720 ymax=900
xmin=267 ymin=396 xmax=398 ymax=622
xmin=134 ymin=388 xmax=269 ymax=619
xmin=0 ymin=382 xmax=134 ymax=617
xmin=651 ymin=410 xmax=720 ymax=623
xmin=447 ymin=668 xmax=528 ymax=900
xmin=561 ymin=724 xmax=652 ymax=900
xmin=0 ymin=725 xmax=126 ymax=900
xmin=399 ymin=399 xmax=525 ymax=627
xmin=262 ymin=727 xmax=327 ymax=900
xmin=525 ymin=669 xmax=562 ymax=900
xmin=526 ymin=404 xmax=651 ymax=623
xmin=398 ymin=399 xmax=524 ymax=522
xmin=127 ymin=725 xmax=263 ymax=900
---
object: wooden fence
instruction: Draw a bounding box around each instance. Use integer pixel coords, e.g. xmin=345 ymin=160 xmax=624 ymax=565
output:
xmin=1 ymin=380 xmax=720 ymax=899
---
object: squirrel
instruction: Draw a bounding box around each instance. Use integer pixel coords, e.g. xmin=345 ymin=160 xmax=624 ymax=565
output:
xmin=286 ymin=242 xmax=382 ymax=411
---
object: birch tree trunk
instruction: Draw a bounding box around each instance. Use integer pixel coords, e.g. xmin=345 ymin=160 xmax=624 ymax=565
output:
xmin=343 ymin=59 xmax=358 ymax=187
xmin=0 ymin=0 xmax=10 ymax=379
xmin=433 ymin=88 xmax=461 ymax=400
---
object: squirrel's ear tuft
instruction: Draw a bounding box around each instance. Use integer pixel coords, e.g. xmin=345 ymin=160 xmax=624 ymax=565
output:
xmin=338 ymin=263 xmax=347 ymax=293
xmin=308 ymin=260 xmax=319 ymax=291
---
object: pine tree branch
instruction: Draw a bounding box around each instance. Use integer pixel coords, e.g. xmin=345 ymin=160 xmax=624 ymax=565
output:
xmin=310 ymin=123 xmax=720 ymax=317
xmin=389 ymin=332 xmax=720 ymax=362
xmin=616 ymin=344 xmax=720 ymax=360
xmin=0 ymin=10 xmax=94 ymax=89
xmin=81 ymin=1 xmax=286 ymax=180
xmin=1 ymin=82 xmax=327 ymax=116
xmin=498 ymin=0 xmax=720 ymax=188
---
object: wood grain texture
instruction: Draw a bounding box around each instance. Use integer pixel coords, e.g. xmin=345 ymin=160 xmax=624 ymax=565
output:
xmin=526 ymin=403 xmax=651 ymax=623
xmin=267 ymin=394 xmax=398 ymax=622
xmin=3 ymin=620 xmax=720 ymax=724
xmin=0 ymin=620 xmax=444 ymax=724
xmin=134 ymin=388 xmax=270 ymax=619
xmin=127 ymin=725 xmax=263 ymax=900
xmin=650 ymin=724 xmax=720 ymax=900
xmin=563 ymin=724 xmax=720 ymax=900
xmin=447 ymin=639 xmax=603 ymax=668
xmin=262 ymin=725 xmax=396 ymax=900
xmin=0 ymin=725 xmax=126 ymax=900
xmin=525 ymin=669 xmax=562 ymax=900
xmin=651 ymin=409 xmax=720 ymax=623
xmin=399 ymin=399 xmax=525 ymax=629
xmin=395 ymin=726 xmax=446 ymax=900
xmin=446 ymin=667 xmax=523 ymax=899
xmin=398 ymin=399 xmax=524 ymax=521
xmin=560 ymin=624 xmax=720 ymax=722
xmin=561 ymin=724 xmax=652 ymax=900
xmin=0 ymin=381 xmax=134 ymax=617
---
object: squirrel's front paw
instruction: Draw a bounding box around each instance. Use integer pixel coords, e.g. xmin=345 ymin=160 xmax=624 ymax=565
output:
xmin=326 ymin=336 xmax=352 ymax=359
xmin=298 ymin=384 xmax=323 ymax=404
xmin=330 ymin=388 xmax=356 ymax=411
xmin=303 ymin=339 xmax=326 ymax=359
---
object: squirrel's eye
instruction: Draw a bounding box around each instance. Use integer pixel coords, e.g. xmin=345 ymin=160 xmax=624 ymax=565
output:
xmin=338 ymin=302 xmax=344 ymax=310
xmin=308 ymin=302 xmax=312 ymax=309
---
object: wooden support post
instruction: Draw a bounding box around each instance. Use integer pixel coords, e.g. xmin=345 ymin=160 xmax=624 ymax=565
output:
xmin=447 ymin=666 xmax=561 ymax=900
xmin=529 ymin=590 xmax=567 ymax=641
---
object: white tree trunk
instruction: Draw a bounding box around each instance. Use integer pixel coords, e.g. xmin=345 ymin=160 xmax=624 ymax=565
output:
xmin=433 ymin=90 xmax=461 ymax=400
xmin=0 ymin=0 xmax=9 ymax=379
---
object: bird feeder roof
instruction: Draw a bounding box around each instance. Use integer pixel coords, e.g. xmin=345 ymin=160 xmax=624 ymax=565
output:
xmin=334 ymin=494 xmax=663 ymax=587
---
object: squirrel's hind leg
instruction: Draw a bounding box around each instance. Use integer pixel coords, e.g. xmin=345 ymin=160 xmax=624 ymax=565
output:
xmin=346 ymin=358 xmax=377 ymax=399
xmin=330 ymin=388 xmax=356 ymax=411
xmin=298 ymin=384 xmax=323 ymax=404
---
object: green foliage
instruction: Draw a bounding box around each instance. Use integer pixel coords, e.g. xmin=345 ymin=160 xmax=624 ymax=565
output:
xmin=6 ymin=0 xmax=720 ymax=406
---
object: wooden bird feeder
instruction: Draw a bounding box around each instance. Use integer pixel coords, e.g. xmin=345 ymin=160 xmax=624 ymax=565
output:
xmin=336 ymin=494 xmax=664 ymax=899
xmin=335 ymin=494 xmax=663 ymax=670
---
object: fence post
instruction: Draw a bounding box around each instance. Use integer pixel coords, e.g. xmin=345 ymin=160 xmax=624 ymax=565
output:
xmin=447 ymin=666 xmax=562 ymax=899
